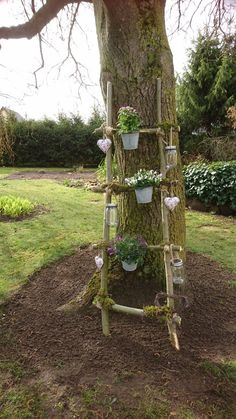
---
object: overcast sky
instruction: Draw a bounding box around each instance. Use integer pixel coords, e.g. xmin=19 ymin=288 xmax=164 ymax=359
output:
xmin=0 ymin=0 xmax=234 ymax=121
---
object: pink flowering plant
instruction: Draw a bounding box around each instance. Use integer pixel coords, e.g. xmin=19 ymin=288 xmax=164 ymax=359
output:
xmin=125 ymin=169 xmax=162 ymax=189
xmin=117 ymin=106 xmax=141 ymax=134
xmin=108 ymin=234 xmax=147 ymax=265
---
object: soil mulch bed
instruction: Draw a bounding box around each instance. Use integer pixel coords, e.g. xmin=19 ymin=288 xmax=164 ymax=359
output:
xmin=0 ymin=250 xmax=235 ymax=417
xmin=0 ymin=204 xmax=48 ymax=223
xmin=5 ymin=170 xmax=96 ymax=181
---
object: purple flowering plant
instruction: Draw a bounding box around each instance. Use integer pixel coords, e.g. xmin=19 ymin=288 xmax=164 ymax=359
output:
xmin=107 ymin=234 xmax=147 ymax=265
xmin=117 ymin=106 xmax=141 ymax=134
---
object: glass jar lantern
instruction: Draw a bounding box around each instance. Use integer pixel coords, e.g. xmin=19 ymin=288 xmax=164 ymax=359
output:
xmin=171 ymin=258 xmax=185 ymax=285
xmin=165 ymin=146 xmax=177 ymax=170
xmin=105 ymin=203 xmax=118 ymax=227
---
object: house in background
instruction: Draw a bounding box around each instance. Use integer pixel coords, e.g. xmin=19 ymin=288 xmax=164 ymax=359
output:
xmin=0 ymin=107 xmax=24 ymax=122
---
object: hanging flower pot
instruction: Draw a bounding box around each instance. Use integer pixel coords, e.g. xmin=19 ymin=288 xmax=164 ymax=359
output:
xmin=121 ymin=260 xmax=138 ymax=271
xmin=112 ymin=235 xmax=147 ymax=271
xmin=121 ymin=132 xmax=139 ymax=150
xmin=125 ymin=169 xmax=162 ymax=204
xmin=135 ymin=186 xmax=153 ymax=204
xmin=117 ymin=106 xmax=141 ymax=151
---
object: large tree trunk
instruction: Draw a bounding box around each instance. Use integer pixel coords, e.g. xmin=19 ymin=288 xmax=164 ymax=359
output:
xmin=93 ymin=0 xmax=185 ymax=287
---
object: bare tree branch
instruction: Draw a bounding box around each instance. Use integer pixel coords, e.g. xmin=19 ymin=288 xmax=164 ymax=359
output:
xmin=50 ymin=2 xmax=96 ymax=95
xmin=20 ymin=0 xmax=31 ymax=20
xmin=0 ymin=0 xmax=89 ymax=40
xmin=169 ymin=0 xmax=236 ymax=35
xmin=33 ymin=35 xmax=45 ymax=89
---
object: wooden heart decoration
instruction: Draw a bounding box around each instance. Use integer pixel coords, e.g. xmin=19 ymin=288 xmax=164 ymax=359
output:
xmin=164 ymin=196 xmax=180 ymax=211
xmin=97 ymin=138 xmax=112 ymax=153
xmin=95 ymin=256 xmax=103 ymax=270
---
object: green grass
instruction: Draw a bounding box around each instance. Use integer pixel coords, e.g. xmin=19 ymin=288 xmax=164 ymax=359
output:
xmin=0 ymin=167 xmax=19 ymax=178
xmin=201 ymin=360 xmax=236 ymax=384
xmin=0 ymin=361 xmax=25 ymax=380
xmin=175 ymin=407 xmax=197 ymax=419
xmin=186 ymin=210 xmax=236 ymax=273
xmin=0 ymin=384 xmax=46 ymax=418
xmin=70 ymin=383 xmax=170 ymax=418
xmin=0 ymin=179 xmax=103 ymax=301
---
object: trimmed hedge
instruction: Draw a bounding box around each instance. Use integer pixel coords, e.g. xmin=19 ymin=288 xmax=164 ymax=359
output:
xmin=183 ymin=161 xmax=236 ymax=210
xmin=2 ymin=114 xmax=104 ymax=167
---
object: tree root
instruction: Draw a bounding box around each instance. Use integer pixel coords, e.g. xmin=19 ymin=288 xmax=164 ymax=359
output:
xmin=57 ymin=271 xmax=101 ymax=313
xmin=57 ymin=259 xmax=123 ymax=313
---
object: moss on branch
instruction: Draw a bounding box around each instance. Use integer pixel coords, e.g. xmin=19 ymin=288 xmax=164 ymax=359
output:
xmin=101 ymin=182 xmax=134 ymax=194
xmin=101 ymin=180 xmax=178 ymax=195
xmin=93 ymin=289 xmax=115 ymax=310
xmin=143 ymin=305 xmax=172 ymax=320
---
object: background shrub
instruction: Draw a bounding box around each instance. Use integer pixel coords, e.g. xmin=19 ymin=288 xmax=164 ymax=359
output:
xmin=197 ymin=136 xmax=236 ymax=161
xmin=1 ymin=109 xmax=105 ymax=167
xmin=183 ymin=161 xmax=236 ymax=210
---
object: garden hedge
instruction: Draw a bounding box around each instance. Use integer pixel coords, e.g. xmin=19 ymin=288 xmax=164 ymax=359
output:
xmin=183 ymin=161 xmax=236 ymax=211
xmin=2 ymin=115 xmax=104 ymax=167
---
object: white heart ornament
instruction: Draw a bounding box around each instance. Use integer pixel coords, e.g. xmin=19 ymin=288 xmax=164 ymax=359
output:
xmin=95 ymin=256 xmax=103 ymax=270
xmin=97 ymin=138 xmax=112 ymax=154
xmin=164 ymin=197 xmax=180 ymax=211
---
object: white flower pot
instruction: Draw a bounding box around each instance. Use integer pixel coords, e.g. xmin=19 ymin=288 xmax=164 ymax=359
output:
xmin=121 ymin=132 xmax=139 ymax=150
xmin=135 ymin=186 xmax=153 ymax=204
xmin=121 ymin=260 xmax=138 ymax=271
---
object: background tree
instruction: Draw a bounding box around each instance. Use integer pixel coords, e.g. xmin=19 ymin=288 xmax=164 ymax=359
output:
xmin=177 ymin=30 xmax=236 ymax=156
xmin=87 ymin=106 xmax=105 ymax=131
xmin=0 ymin=1 xmax=234 ymax=290
xmin=0 ymin=112 xmax=15 ymax=165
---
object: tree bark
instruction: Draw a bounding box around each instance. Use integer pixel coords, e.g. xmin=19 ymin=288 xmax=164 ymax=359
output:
xmin=93 ymin=0 xmax=185 ymax=287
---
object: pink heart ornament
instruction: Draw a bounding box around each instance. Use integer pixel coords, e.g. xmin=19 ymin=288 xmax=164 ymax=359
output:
xmin=95 ymin=256 xmax=103 ymax=270
xmin=97 ymin=138 xmax=112 ymax=153
xmin=164 ymin=196 xmax=180 ymax=211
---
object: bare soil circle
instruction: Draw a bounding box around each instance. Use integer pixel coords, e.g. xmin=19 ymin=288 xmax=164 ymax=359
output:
xmin=0 ymin=249 xmax=235 ymax=417
xmin=5 ymin=169 xmax=96 ymax=181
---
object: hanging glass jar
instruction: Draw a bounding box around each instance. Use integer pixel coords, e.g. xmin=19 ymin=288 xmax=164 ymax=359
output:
xmin=171 ymin=258 xmax=185 ymax=285
xmin=105 ymin=203 xmax=118 ymax=227
xmin=165 ymin=146 xmax=177 ymax=170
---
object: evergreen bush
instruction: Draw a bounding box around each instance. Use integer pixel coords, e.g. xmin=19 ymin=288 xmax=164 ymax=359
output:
xmin=183 ymin=161 xmax=236 ymax=210
xmin=1 ymin=110 xmax=105 ymax=167
xmin=177 ymin=31 xmax=236 ymax=158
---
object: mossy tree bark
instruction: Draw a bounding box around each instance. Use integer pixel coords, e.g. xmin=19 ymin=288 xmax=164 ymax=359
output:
xmin=93 ymin=0 xmax=185 ymax=287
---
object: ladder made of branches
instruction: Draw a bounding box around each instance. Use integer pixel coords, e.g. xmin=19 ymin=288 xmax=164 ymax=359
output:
xmin=94 ymin=79 xmax=184 ymax=351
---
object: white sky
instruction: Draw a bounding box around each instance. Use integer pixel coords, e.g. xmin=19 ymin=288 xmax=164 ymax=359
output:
xmin=0 ymin=0 xmax=234 ymax=121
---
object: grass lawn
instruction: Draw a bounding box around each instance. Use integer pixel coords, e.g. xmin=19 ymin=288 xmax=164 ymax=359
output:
xmin=186 ymin=210 xmax=236 ymax=273
xmin=0 ymin=178 xmax=103 ymax=301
